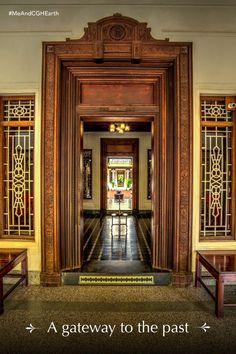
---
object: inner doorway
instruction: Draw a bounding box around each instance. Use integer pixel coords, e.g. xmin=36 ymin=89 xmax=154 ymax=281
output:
xmin=107 ymin=156 xmax=133 ymax=211
xmin=82 ymin=122 xmax=152 ymax=273
xmin=100 ymin=137 xmax=139 ymax=213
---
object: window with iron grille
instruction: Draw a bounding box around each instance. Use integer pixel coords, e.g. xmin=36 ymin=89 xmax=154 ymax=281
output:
xmin=200 ymin=96 xmax=236 ymax=240
xmin=0 ymin=96 xmax=35 ymax=239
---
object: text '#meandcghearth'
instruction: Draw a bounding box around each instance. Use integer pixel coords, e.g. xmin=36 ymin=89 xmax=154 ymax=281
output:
xmin=9 ymin=10 xmax=59 ymax=17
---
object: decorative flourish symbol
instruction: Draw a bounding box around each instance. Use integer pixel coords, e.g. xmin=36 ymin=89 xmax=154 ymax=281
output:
xmin=25 ymin=323 xmax=39 ymax=333
xmin=197 ymin=323 xmax=211 ymax=333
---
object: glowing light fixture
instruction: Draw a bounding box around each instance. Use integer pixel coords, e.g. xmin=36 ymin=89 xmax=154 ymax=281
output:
xmin=109 ymin=123 xmax=130 ymax=134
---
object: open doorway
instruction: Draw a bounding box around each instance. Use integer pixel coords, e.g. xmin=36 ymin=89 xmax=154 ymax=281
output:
xmin=82 ymin=122 xmax=152 ymax=273
xmin=100 ymin=137 xmax=139 ymax=213
xmin=41 ymin=14 xmax=192 ymax=285
xmin=41 ymin=14 xmax=193 ymax=286
xmin=107 ymin=157 xmax=133 ymax=211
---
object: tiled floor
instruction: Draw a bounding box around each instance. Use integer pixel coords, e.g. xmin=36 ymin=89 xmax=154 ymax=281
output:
xmin=83 ymin=215 xmax=151 ymax=262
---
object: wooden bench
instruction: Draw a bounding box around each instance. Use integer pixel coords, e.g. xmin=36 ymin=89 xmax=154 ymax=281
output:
xmin=195 ymin=250 xmax=236 ymax=317
xmin=0 ymin=248 xmax=28 ymax=314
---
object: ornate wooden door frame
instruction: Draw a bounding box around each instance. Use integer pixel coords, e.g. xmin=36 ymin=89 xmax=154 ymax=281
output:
xmin=41 ymin=14 xmax=192 ymax=286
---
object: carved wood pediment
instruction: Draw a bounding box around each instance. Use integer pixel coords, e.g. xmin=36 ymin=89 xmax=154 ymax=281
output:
xmin=66 ymin=13 xmax=169 ymax=43
xmin=64 ymin=14 xmax=170 ymax=60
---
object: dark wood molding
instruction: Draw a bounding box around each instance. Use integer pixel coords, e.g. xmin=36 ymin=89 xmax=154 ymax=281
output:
xmin=232 ymin=111 xmax=236 ymax=241
xmin=172 ymin=272 xmax=193 ymax=287
xmin=147 ymin=149 xmax=152 ymax=200
xmin=40 ymin=272 xmax=61 ymax=287
xmin=41 ymin=42 xmax=61 ymax=284
xmin=0 ymin=98 xmax=4 ymax=238
xmin=41 ymin=14 xmax=193 ymax=285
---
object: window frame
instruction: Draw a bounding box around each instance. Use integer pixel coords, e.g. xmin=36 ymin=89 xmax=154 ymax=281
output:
xmin=0 ymin=95 xmax=35 ymax=240
xmin=199 ymin=95 xmax=236 ymax=241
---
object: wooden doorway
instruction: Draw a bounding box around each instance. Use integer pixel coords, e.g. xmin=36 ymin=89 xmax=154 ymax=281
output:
xmin=41 ymin=14 xmax=193 ymax=286
xmin=101 ymin=138 xmax=139 ymax=212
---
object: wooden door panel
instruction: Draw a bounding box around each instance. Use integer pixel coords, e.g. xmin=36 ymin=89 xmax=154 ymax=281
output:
xmin=107 ymin=144 xmax=133 ymax=153
xmin=80 ymin=82 xmax=155 ymax=105
xmin=60 ymin=69 xmax=82 ymax=271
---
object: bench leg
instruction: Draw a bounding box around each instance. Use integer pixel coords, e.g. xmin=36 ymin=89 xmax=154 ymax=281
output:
xmin=195 ymin=253 xmax=202 ymax=288
xmin=216 ymin=276 xmax=224 ymax=318
xmin=0 ymin=278 xmax=3 ymax=315
xmin=21 ymin=256 xmax=28 ymax=286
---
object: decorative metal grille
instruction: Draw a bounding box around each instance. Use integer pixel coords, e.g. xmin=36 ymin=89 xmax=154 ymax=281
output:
xmin=201 ymin=98 xmax=232 ymax=122
xmin=3 ymin=99 xmax=34 ymax=121
xmin=200 ymin=98 xmax=233 ymax=239
xmin=1 ymin=98 xmax=34 ymax=238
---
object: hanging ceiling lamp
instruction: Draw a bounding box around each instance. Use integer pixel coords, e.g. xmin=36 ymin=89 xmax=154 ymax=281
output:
xmin=109 ymin=123 xmax=130 ymax=134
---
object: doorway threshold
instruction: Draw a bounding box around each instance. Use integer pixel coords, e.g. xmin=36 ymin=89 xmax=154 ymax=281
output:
xmin=82 ymin=260 xmax=152 ymax=273
xmin=62 ymin=261 xmax=171 ymax=286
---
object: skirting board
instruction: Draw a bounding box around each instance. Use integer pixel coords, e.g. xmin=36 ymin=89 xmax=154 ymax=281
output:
xmin=3 ymin=271 xmax=40 ymax=285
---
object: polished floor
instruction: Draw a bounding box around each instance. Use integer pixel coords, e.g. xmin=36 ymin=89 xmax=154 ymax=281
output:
xmin=83 ymin=214 xmax=151 ymax=262
xmin=82 ymin=214 xmax=152 ymax=273
xmin=107 ymin=190 xmax=132 ymax=210
xmin=107 ymin=198 xmax=132 ymax=210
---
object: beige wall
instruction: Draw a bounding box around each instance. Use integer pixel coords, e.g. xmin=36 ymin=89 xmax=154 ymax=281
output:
xmin=0 ymin=1 xmax=236 ymax=275
xmin=83 ymin=132 xmax=151 ymax=211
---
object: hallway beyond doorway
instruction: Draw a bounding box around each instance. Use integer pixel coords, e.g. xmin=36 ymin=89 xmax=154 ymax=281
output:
xmin=107 ymin=156 xmax=133 ymax=211
xmin=82 ymin=214 xmax=152 ymax=273
xmin=107 ymin=190 xmax=132 ymax=211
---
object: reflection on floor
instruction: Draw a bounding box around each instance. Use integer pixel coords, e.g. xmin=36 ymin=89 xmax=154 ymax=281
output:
xmin=107 ymin=190 xmax=132 ymax=210
xmin=82 ymin=214 xmax=151 ymax=273
xmin=83 ymin=215 xmax=151 ymax=261
xmin=107 ymin=198 xmax=132 ymax=210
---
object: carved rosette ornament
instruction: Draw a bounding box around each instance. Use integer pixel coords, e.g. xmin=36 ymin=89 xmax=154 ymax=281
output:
xmin=226 ymin=96 xmax=236 ymax=111
xmin=226 ymin=97 xmax=236 ymax=111
xmin=228 ymin=102 xmax=236 ymax=110
xmin=109 ymin=25 xmax=126 ymax=40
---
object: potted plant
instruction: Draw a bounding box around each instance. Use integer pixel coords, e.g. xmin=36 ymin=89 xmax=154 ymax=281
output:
xmin=126 ymin=178 xmax=132 ymax=189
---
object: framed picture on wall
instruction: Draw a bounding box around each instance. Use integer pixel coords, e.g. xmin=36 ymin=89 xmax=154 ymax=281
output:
xmin=147 ymin=149 xmax=152 ymax=199
xmin=83 ymin=149 xmax=92 ymax=199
